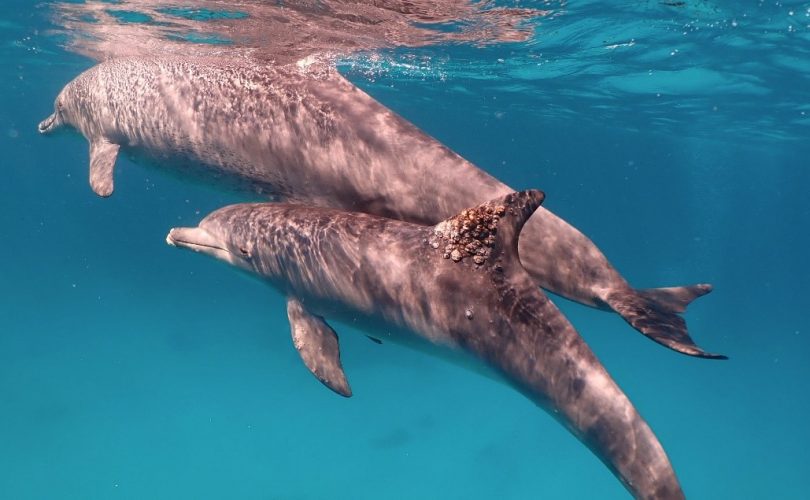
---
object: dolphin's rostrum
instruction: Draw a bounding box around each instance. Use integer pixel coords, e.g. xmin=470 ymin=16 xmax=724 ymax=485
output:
xmin=167 ymin=191 xmax=685 ymax=499
xmin=40 ymin=56 xmax=724 ymax=360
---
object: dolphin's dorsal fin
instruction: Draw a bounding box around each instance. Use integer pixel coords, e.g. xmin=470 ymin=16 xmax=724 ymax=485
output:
xmin=89 ymin=138 xmax=119 ymax=197
xmin=286 ymin=297 xmax=352 ymax=397
xmin=429 ymin=190 xmax=545 ymax=268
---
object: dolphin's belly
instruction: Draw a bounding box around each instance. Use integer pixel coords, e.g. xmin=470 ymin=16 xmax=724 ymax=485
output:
xmin=299 ymin=292 xmax=503 ymax=383
xmin=120 ymin=138 xmax=282 ymax=197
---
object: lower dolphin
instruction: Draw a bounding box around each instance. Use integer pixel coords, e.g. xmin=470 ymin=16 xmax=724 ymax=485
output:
xmin=167 ymin=190 xmax=686 ymax=499
xmin=39 ymin=56 xmax=723 ymax=359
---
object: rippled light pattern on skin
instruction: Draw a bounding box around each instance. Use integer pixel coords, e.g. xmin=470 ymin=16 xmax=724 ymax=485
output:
xmin=3 ymin=0 xmax=810 ymax=499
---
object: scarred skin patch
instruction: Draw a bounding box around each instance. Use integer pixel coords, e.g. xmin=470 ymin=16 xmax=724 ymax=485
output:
xmin=428 ymin=202 xmax=506 ymax=266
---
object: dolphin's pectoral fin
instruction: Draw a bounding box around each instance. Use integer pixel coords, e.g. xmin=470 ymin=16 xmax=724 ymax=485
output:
xmin=89 ymin=139 xmax=120 ymax=197
xmin=605 ymin=288 xmax=727 ymax=360
xmin=286 ymin=297 xmax=352 ymax=397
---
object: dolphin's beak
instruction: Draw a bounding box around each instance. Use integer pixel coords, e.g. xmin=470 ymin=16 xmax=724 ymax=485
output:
xmin=167 ymin=226 xmax=252 ymax=270
xmin=38 ymin=113 xmax=58 ymax=134
xmin=167 ymin=227 xmax=226 ymax=254
xmin=167 ymin=226 xmax=242 ymax=267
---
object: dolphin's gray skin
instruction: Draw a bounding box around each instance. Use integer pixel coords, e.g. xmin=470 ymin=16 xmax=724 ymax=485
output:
xmin=167 ymin=190 xmax=685 ymax=499
xmin=39 ymin=56 xmax=723 ymax=359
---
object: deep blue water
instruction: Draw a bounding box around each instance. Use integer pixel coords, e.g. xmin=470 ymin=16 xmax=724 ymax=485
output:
xmin=2 ymin=1 xmax=809 ymax=499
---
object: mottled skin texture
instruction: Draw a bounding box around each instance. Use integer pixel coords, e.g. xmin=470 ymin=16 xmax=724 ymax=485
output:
xmin=167 ymin=191 xmax=685 ymax=500
xmin=39 ymin=56 xmax=722 ymax=358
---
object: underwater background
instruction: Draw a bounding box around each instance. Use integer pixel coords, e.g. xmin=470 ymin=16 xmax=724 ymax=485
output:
xmin=1 ymin=0 xmax=809 ymax=498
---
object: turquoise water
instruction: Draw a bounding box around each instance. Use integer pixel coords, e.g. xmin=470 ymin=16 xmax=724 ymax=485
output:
xmin=2 ymin=1 xmax=809 ymax=498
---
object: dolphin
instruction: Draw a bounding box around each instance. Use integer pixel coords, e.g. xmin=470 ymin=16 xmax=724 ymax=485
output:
xmin=166 ymin=190 xmax=686 ymax=499
xmin=39 ymin=56 xmax=723 ymax=359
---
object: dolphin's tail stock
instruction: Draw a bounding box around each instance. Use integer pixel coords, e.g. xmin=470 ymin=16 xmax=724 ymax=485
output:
xmin=605 ymin=283 xmax=726 ymax=359
xmin=544 ymin=343 xmax=687 ymax=500
xmin=501 ymin=289 xmax=687 ymax=499
xmin=447 ymin=191 xmax=685 ymax=499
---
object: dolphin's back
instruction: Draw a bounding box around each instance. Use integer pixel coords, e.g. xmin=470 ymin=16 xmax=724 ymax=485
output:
xmin=79 ymin=57 xmax=505 ymax=214
xmin=415 ymin=191 xmax=685 ymax=499
xmin=263 ymin=193 xmax=686 ymax=499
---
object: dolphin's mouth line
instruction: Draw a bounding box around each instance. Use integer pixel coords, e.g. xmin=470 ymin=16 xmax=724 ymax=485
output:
xmin=38 ymin=113 xmax=57 ymax=134
xmin=166 ymin=227 xmax=237 ymax=260
xmin=166 ymin=235 xmax=230 ymax=254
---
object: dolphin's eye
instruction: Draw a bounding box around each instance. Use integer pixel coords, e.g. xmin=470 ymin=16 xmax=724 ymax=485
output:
xmin=239 ymin=246 xmax=250 ymax=256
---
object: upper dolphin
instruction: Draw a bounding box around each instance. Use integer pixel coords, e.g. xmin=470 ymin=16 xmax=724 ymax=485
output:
xmin=167 ymin=190 xmax=686 ymax=499
xmin=39 ymin=56 xmax=723 ymax=359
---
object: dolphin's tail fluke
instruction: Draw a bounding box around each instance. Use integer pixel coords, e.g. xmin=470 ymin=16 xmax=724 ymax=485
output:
xmin=605 ymin=284 xmax=726 ymax=359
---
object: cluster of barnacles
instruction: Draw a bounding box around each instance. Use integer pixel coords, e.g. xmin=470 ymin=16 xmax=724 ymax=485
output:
xmin=427 ymin=203 xmax=506 ymax=266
